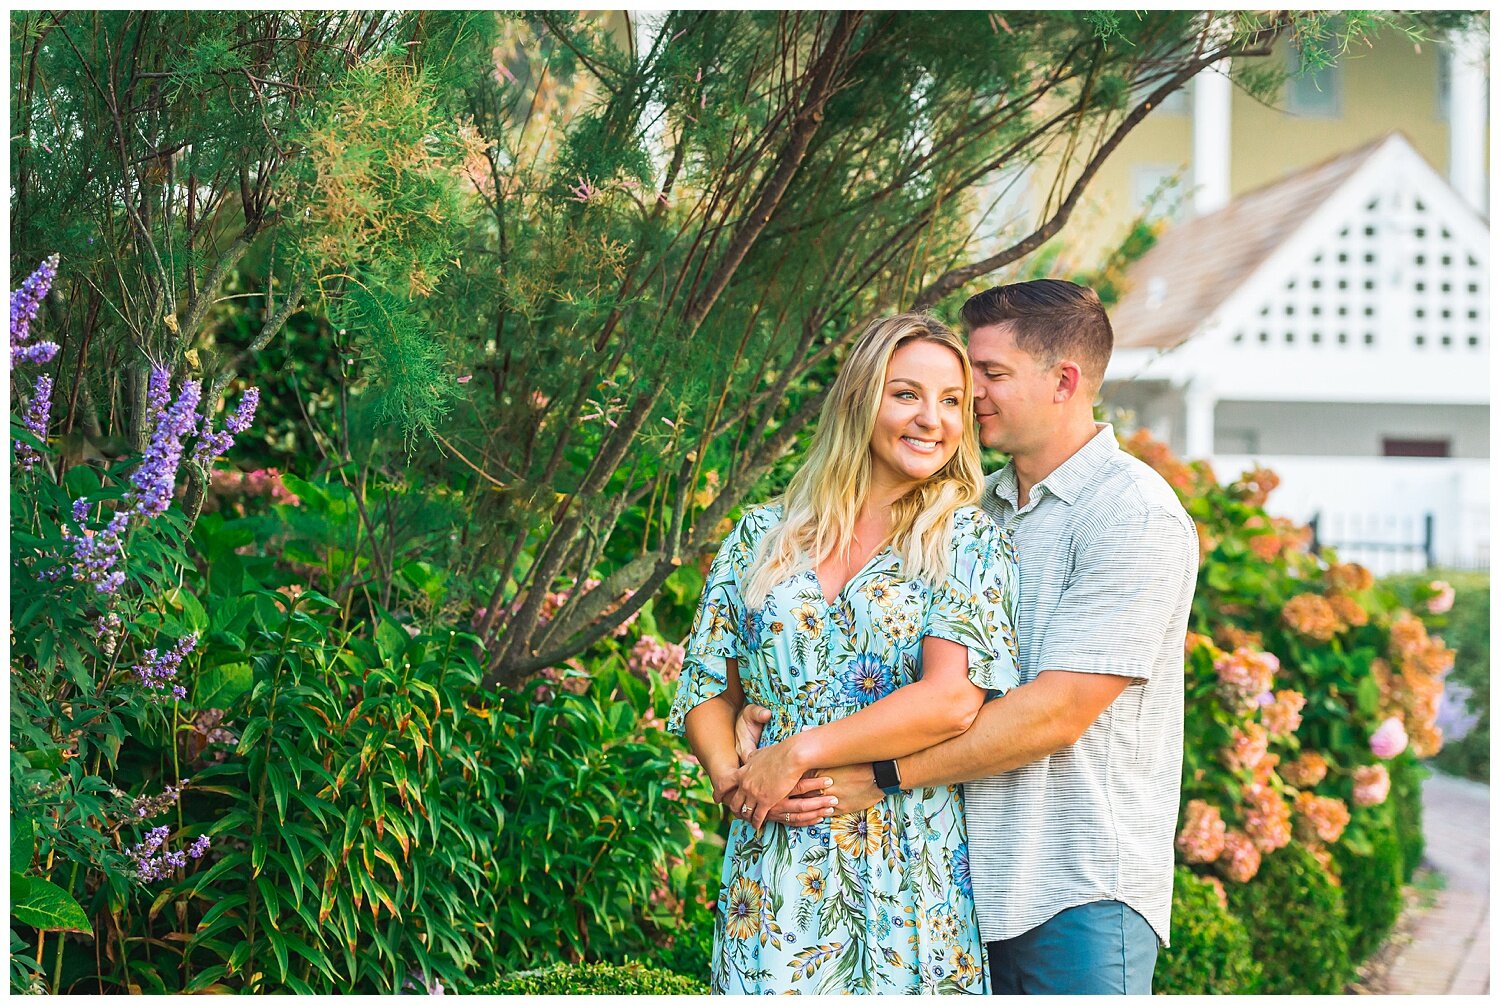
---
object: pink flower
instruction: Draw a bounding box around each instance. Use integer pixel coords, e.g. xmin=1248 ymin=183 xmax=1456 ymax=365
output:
xmin=457 ymin=374 xmax=472 ymax=384
xmin=628 ymin=634 xmax=685 ymax=682
xmin=1369 ymin=716 xmax=1409 ymax=759
xmin=1242 ymin=783 xmax=1293 ymax=853
xmin=1426 ymin=580 xmax=1455 ymax=615
xmin=1214 ymin=647 xmax=1280 ymax=712
xmin=1261 ymin=689 xmax=1307 ymax=737
xmin=1353 ymin=764 xmax=1391 ymax=807
xmin=1203 ymin=875 xmax=1229 ymax=909
xmin=1176 ymin=799 xmax=1227 ymax=864
xmin=1219 ymin=830 xmax=1261 ymax=883
xmin=1221 ymin=723 xmax=1269 ymax=774
xmin=569 ymin=175 xmax=597 ymax=203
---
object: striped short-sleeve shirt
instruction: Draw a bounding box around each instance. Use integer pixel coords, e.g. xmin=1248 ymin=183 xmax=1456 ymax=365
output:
xmin=966 ymin=423 xmax=1199 ymax=947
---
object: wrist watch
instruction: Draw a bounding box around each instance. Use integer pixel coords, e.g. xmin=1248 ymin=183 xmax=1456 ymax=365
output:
xmin=872 ymin=758 xmax=903 ymax=795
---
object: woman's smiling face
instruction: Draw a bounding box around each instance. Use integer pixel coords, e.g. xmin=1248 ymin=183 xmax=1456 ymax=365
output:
xmin=868 ymin=339 xmax=966 ymax=491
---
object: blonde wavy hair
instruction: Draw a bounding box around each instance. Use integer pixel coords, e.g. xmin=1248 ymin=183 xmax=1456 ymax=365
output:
xmin=743 ymin=312 xmax=984 ymax=608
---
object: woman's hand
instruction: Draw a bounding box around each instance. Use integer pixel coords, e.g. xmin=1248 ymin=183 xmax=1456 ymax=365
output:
xmin=736 ymin=737 xmax=813 ymax=828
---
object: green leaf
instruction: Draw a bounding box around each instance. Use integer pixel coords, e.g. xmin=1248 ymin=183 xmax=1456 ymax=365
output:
xmin=195 ymin=661 xmax=253 ymax=708
xmin=10 ymin=875 xmax=93 ymax=934
xmin=11 ymin=815 xmax=35 ymax=870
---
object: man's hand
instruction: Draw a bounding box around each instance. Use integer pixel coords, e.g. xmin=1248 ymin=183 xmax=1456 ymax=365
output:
xmin=735 ymin=704 xmax=771 ymax=763
xmin=821 ymin=763 xmax=881 ymax=816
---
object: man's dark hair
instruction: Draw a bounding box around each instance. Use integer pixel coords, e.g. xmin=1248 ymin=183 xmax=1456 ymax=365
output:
xmin=959 ymin=279 xmax=1113 ymax=384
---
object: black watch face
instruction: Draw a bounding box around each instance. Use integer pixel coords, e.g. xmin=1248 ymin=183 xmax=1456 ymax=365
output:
xmin=873 ymin=759 xmax=899 ymax=791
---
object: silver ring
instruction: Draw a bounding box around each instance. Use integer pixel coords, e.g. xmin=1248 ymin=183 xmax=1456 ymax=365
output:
xmin=740 ymin=803 xmax=753 ymax=816
xmin=783 ymin=812 xmax=791 ymax=825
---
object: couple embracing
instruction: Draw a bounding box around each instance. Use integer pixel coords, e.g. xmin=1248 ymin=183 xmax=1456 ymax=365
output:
xmin=668 ymin=280 xmax=1199 ymax=995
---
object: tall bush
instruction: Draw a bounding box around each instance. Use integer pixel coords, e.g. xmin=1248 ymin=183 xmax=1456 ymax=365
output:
xmin=1121 ymin=432 xmax=1450 ymax=991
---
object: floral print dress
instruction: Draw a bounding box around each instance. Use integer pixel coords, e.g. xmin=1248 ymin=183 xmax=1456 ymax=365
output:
xmin=668 ymin=504 xmax=1019 ymax=994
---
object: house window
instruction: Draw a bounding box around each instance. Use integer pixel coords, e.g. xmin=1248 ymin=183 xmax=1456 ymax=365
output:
xmin=1286 ymin=43 xmax=1342 ymax=118
xmin=1382 ymin=438 xmax=1450 ymax=458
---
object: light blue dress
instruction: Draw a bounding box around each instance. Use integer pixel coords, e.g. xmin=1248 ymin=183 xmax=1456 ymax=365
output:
xmin=669 ymin=504 xmax=1019 ymax=994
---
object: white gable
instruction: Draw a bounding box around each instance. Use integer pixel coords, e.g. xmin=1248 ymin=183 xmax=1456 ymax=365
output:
xmin=1108 ymin=135 xmax=1489 ymax=406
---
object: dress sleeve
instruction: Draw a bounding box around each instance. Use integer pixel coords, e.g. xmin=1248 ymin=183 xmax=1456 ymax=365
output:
xmin=923 ymin=510 xmax=1020 ymax=694
xmin=666 ymin=514 xmax=752 ymax=736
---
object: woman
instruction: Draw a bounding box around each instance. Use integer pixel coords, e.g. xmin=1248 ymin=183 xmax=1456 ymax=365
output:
xmin=667 ymin=313 xmax=1018 ymax=993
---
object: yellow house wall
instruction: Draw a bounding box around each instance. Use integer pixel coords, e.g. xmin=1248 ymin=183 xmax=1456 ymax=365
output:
xmin=1050 ymin=30 xmax=1473 ymax=270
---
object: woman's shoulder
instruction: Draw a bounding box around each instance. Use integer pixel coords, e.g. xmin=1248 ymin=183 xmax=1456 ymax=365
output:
xmin=947 ymin=505 xmax=1016 ymax=565
xmin=948 ymin=504 xmax=1002 ymax=539
xmin=721 ymin=502 xmax=783 ymax=548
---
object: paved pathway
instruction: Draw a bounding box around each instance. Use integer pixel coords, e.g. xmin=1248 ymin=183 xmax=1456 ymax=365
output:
xmin=1381 ymin=770 xmax=1489 ymax=995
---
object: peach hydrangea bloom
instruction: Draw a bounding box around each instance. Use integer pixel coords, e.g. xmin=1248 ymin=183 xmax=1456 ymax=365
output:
xmin=1281 ymin=593 xmax=1342 ymax=641
xmin=1214 ymin=647 xmax=1279 ymax=712
xmin=1326 ymin=562 xmax=1375 ymax=593
xmin=1279 ymin=750 xmax=1330 ymax=788
xmin=1353 ymin=763 xmax=1392 ymax=807
xmin=1242 ymin=783 xmax=1293 ymax=853
xmin=1176 ymin=799 xmax=1227 ymax=864
xmin=1219 ymin=830 xmax=1261 ymax=883
xmin=1261 ymin=689 xmax=1307 ymax=737
xmin=1294 ymin=791 xmax=1351 ymax=844
xmin=1326 ymin=592 xmax=1369 ymax=628
xmin=1221 ymin=722 xmax=1270 ymax=774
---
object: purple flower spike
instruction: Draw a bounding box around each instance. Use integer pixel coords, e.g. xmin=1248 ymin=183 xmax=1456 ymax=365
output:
xmin=191 ymin=386 xmax=260 ymax=468
xmin=10 ymin=254 xmax=59 ymax=363
xmin=146 ymin=367 xmax=172 ymax=423
xmin=226 ymin=387 xmax=259 ymax=434
xmin=131 ymin=634 xmax=198 ymax=695
xmin=187 ymin=835 xmax=211 ymax=859
xmin=126 ymin=378 xmax=201 ymax=519
xmin=14 ymin=374 xmax=53 ymax=471
xmin=12 ymin=341 xmax=58 ymax=366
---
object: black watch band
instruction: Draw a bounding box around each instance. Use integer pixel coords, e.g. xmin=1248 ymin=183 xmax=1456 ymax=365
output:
xmin=872 ymin=758 xmax=903 ymax=795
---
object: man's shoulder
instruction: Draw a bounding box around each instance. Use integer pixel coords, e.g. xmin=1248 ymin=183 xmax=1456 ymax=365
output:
xmin=1083 ymin=451 xmax=1192 ymax=527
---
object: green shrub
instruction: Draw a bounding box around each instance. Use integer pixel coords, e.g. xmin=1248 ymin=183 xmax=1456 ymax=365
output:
xmin=1389 ymin=754 xmax=1427 ymax=881
xmin=471 ymin=961 xmax=708 ymax=994
xmin=1333 ymin=807 xmax=1405 ymax=963
xmin=1224 ymin=843 xmax=1351 ymax=994
xmin=1154 ymin=868 xmax=1262 ymax=994
xmin=1384 ymin=570 xmax=1489 ymax=782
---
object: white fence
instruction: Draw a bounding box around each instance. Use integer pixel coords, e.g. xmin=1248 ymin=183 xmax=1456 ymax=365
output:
xmin=1211 ymin=454 xmax=1490 ymax=573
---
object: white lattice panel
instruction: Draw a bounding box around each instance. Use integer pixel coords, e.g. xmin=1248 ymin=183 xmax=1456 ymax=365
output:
xmin=1228 ymin=185 xmax=1488 ymax=356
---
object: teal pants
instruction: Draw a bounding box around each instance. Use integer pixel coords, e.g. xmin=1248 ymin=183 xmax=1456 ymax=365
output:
xmin=986 ymin=900 xmax=1158 ymax=995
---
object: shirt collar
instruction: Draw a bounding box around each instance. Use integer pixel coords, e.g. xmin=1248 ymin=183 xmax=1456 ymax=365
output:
xmin=991 ymin=423 xmax=1118 ymax=508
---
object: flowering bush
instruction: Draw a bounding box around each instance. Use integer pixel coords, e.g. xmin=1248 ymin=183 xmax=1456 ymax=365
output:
xmin=1121 ymin=431 xmax=1449 ymax=990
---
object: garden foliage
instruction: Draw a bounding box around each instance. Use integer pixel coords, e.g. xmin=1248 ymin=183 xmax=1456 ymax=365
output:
xmin=10 ymin=10 xmax=1481 ymax=996
xmin=1123 ymin=433 xmax=1457 ymax=992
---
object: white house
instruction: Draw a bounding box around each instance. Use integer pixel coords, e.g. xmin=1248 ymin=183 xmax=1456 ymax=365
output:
xmin=1102 ymin=133 xmax=1489 ymax=573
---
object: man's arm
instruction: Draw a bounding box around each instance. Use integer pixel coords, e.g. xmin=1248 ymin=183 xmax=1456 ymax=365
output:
xmin=898 ymin=669 xmax=1128 ymax=787
xmin=805 ymin=670 xmax=1129 ymax=814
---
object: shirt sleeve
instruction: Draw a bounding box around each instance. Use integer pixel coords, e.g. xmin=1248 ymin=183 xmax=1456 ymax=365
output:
xmin=1035 ymin=504 xmax=1198 ymax=683
xmin=666 ymin=514 xmax=752 ymax=736
xmin=923 ymin=511 xmax=1020 ymax=694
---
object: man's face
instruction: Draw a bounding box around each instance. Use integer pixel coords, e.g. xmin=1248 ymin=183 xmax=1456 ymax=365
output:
xmin=966 ymin=322 xmax=1059 ymax=455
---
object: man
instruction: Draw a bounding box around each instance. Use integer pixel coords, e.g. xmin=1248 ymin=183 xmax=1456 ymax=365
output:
xmin=740 ymin=279 xmax=1199 ymax=994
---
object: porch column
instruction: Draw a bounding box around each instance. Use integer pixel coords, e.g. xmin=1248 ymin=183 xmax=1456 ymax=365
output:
xmin=1448 ymin=30 xmax=1487 ymax=214
xmin=1192 ymin=60 xmax=1232 ymax=216
xmin=1183 ymin=382 xmax=1217 ymax=461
